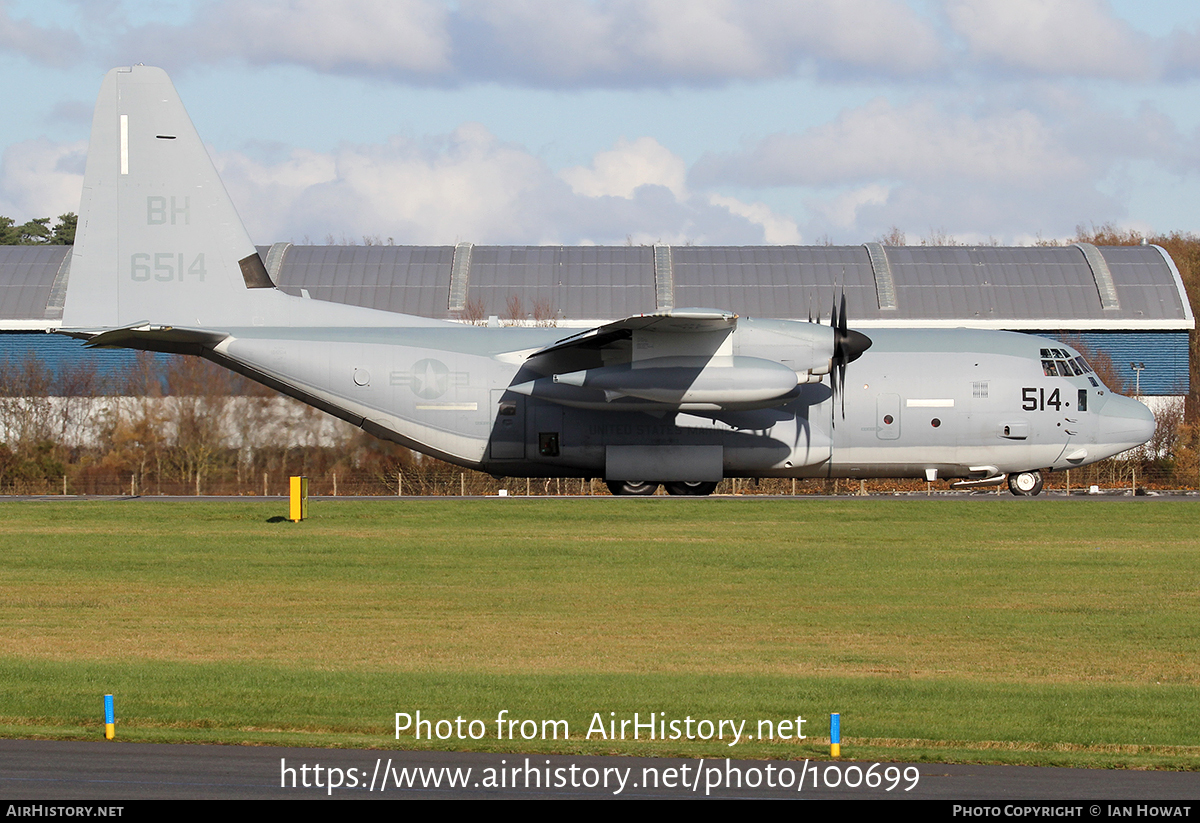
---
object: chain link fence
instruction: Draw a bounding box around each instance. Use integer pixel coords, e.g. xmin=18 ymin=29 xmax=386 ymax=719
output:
xmin=1 ymin=457 xmax=1190 ymax=497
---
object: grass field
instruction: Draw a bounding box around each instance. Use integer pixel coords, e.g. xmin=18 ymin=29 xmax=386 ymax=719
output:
xmin=0 ymin=498 xmax=1197 ymax=769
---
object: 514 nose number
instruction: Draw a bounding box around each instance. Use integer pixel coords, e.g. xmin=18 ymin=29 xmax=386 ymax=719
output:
xmin=1022 ymin=387 xmax=1062 ymax=411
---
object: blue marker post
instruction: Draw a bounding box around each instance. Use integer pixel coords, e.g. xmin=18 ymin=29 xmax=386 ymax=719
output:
xmin=104 ymin=694 xmax=114 ymax=741
xmin=830 ymin=712 xmax=840 ymax=758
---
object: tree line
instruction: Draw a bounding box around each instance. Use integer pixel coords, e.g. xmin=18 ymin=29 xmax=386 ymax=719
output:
xmin=0 ymin=213 xmax=76 ymax=245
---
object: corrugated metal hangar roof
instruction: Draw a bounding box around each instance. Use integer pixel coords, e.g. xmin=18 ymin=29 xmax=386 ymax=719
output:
xmin=251 ymin=241 xmax=1200 ymax=331
xmin=0 ymin=242 xmax=1192 ymax=331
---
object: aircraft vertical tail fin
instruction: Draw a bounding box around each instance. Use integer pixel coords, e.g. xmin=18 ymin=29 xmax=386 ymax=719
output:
xmin=62 ymin=65 xmax=273 ymax=331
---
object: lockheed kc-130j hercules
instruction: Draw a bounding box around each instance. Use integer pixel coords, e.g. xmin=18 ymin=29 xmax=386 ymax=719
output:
xmin=58 ymin=67 xmax=1156 ymax=496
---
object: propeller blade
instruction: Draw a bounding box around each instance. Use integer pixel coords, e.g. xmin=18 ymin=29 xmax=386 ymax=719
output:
xmin=827 ymin=290 xmax=872 ymax=423
xmin=838 ymin=359 xmax=847 ymax=418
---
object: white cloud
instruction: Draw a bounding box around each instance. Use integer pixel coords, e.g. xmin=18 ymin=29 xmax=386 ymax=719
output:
xmin=116 ymin=0 xmax=452 ymax=76
xmin=807 ymin=184 xmax=891 ymax=230
xmin=706 ymin=193 xmax=801 ymax=244
xmin=0 ymin=1 xmax=85 ymax=66
xmin=693 ymin=97 xmax=1090 ymax=188
xmin=0 ymin=138 xmax=86 ymax=221
xmin=458 ymin=0 xmax=944 ymax=84
xmin=749 ymin=0 xmax=945 ymax=76
xmin=559 ymin=137 xmax=687 ymax=199
xmin=813 ymin=178 xmax=1121 ymax=244
xmin=63 ymin=0 xmax=1186 ymax=88
xmin=105 ymin=0 xmax=945 ymax=86
xmin=1164 ymin=24 xmax=1200 ymax=79
xmin=214 ymin=126 xmax=785 ymax=245
xmin=690 ymin=91 xmax=1191 ymax=241
xmin=942 ymin=0 xmax=1154 ymax=79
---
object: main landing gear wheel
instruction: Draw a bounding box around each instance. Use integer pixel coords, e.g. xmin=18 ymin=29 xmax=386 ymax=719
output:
xmin=663 ymin=481 xmax=718 ymax=497
xmin=606 ymin=480 xmax=659 ymax=496
xmin=1007 ymin=471 xmax=1044 ymax=496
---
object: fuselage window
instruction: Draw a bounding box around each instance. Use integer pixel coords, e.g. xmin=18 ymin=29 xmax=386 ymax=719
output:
xmin=1077 ymin=389 xmax=1088 ymax=412
xmin=1042 ymin=360 xmax=1058 ymax=377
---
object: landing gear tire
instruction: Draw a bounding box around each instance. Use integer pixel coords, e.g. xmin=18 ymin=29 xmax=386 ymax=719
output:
xmin=1007 ymin=471 xmax=1044 ymax=496
xmin=663 ymin=481 xmax=718 ymax=497
xmin=606 ymin=480 xmax=659 ymax=496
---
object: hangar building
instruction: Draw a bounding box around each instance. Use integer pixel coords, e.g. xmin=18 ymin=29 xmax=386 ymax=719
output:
xmin=0 ymin=242 xmax=1192 ymax=397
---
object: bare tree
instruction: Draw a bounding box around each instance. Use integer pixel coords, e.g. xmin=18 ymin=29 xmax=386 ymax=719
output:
xmin=458 ymin=296 xmax=487 ymax=326
xmin=505 ymin=294 xmax=525 ymax=326
xmin=921 ymin=228 xmax=959 ymax=247
xmin=532 ymin=297 xmax=557 ymax=327
xmin=162 ymin=356 xmax=236 ymax=493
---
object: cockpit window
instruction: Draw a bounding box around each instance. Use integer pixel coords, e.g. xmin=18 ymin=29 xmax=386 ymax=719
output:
xmin=1041 ymin=349 xmax=1096 ymax=379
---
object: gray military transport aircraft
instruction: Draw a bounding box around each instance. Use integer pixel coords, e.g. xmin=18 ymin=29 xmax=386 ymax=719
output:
xmin=58 ymin=66 xmax=1156 ymax=496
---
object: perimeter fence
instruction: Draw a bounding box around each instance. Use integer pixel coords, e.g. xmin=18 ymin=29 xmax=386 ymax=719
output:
xmin=0 ymin=458 xmax=1187 ymax=497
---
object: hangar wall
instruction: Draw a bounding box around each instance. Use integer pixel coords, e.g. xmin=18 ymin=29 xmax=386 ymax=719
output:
xmin=0 ymin=242 xmax=1192 ymax=396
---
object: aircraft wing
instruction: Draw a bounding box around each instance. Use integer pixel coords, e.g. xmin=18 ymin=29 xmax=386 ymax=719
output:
xmin=530 ymin=308 xmax=737 ymax=359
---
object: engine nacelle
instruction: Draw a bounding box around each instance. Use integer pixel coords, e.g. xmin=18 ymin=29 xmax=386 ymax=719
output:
xmin=554 ymin=355 xmax=800 ymax=406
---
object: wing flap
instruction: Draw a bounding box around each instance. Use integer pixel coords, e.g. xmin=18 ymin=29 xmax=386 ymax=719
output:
xmin=531 ymin=308 xmax=737 ymax=359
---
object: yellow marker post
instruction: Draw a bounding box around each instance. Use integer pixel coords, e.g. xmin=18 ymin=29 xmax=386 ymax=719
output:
xmin=104 ymin=694 xmax=114 ymax=740
xmin=289 ymin=476 xmax=308 ymax=522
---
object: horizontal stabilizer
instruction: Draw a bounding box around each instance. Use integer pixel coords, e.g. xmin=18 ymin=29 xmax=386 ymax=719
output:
xmin=75 ymin=324 xmax=228 ymax=349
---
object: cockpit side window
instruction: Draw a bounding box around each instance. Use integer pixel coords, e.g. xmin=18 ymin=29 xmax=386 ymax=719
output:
xmin=1040 ymin=349 xmax=1097 ymax=379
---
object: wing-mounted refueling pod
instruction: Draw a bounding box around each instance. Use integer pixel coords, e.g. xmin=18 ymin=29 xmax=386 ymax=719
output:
xmin=509 ymin=307 xmax=871 ymax=412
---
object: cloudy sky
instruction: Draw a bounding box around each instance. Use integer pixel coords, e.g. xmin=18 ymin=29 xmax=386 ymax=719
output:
xmin=2 ymin=0 xmax=1200 ymax=247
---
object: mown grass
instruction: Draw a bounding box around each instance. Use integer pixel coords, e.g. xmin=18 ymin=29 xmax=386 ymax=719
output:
xmin=0 ymin=498 xmax=1197 ymax=768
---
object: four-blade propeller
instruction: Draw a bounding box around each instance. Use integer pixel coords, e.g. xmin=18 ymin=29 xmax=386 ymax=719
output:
xmin=829 ymin=292 xmax=872 ymax=421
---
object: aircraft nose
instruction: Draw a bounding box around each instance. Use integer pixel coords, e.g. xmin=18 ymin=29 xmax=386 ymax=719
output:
xmin=1098 ymin=394 xmax=1156 ymax=453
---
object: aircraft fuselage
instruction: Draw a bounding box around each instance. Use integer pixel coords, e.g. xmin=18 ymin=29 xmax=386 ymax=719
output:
xmin=205 ymin=322 xmax=1154 ymax=487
